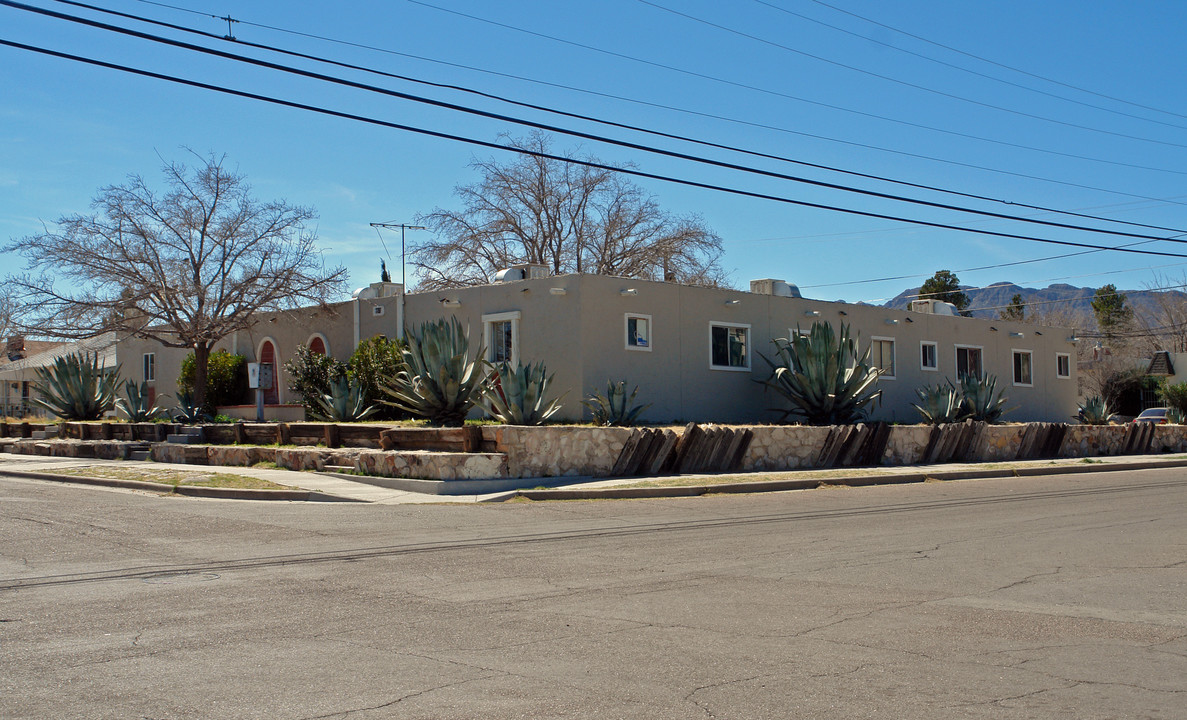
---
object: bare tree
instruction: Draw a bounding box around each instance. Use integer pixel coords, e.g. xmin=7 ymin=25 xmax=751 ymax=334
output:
xmin=1142 ymin=273 xmax=1187 ymax=353
xmin=3 ymin=152 xmax=348 ymax=408
xmin=0 ymin=285 xmax=14 ymax=343
xmin=413 ymin=133 xmax=727 ymax=290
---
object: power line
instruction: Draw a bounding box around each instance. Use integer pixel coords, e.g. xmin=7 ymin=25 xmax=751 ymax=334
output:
xmin=804 ymin=0 xmax=1187 ymax=123
xmin=9 ymin=1 xmax=1187 ymax=247
xmin=641 ymin=0 xmax=1187 ymax=150
xmin=752 ymin=0 xmax=1187 ymax=133
xmin=407 ymin=0 xmax=1187 ymax=177
xmin=38 ymin=0 xmax=1187 ymax=235
xmin=8 ymin=37 xmax=1187 ymax=261
xmin=123 ymin=0 xmax=1187 ymax=206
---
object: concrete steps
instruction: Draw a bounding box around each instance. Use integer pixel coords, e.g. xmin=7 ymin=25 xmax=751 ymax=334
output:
xmin=166 ymin=426 xmax=205 ymax=444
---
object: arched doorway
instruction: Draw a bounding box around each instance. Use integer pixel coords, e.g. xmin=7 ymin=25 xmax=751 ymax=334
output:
xmin=308 ymin=336 xmax=326 ymax=356
xmin=259 ymin=340 xmax=279 ymax=405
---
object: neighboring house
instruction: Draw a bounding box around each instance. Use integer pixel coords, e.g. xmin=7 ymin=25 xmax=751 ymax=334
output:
xmin=0 ymin=334 xmax=117 ymax=418
xmin=115 ymin=270 xmax=1079 ymax=423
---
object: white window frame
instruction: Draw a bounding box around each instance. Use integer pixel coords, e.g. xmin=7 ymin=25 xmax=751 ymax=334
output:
xmin=709 ymin=321 xmax=751 ymax=372
xmin=1012 ymin=349 xmax=1034 ymax=387
xmin=483 ymin=311 xmax=520 ymax=366
xmin=920 ymin=341 xmax=938 ymax=372
xmin=625 ymin=313 xmax=653 ymax=352
xmin=1055 ymin=352 xmax=1071 ymax=379
xmin=955 ymin=344 xmax=984 ymax=380
xmin=142 ymin=353 xmax=155 ymax=382
xmin=870 ymin=336 xmax=896 ymax=380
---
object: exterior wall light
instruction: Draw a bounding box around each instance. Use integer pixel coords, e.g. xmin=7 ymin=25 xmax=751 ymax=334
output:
xmin=1009 ymin=331 xmax=1024 ymax=338
xmin=885 ymin=318 xmax=898 ymax=325
xmin=804 ymin=310 xmax=820 ymax=317
xmin=725 ymin=299 xmax=741 ymax=306
xmin=620 ymin=289 xmax=638 ymax=296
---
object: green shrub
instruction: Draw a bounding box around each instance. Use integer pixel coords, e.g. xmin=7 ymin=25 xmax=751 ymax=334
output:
xmin=310 ymin=375 xmax=379 ymax=422
xmin=381 ymin=317 xmax=488 ymax=427
xmin=178 ymin=350 xmax=249 ymax=412
xmin=582 ymin=380 xmax=649 ymax=426
xmin=32 ymin=352 xmax=120 ymax=420
xmin=1076 ymin=396 xmax=1111 ymax=425
xmin=348 ymin=335 xmax=408 ymax=420
xmin=284 ymin=345 xmax=347 ymax=419
xmin=116 ymin=380 xmax=168 ymax=422
xmin=959 ymin=374 xmax=1009 ymax=423
xmin=759 ymin=322 xmax=882 ymax=425
xmin=913 ymin=381 xmax=962 ymax=425
xmin=1157 ymin=380 xmax=1187 ymax=416
xmin=479 ymin=361 xmax=565 ymax=425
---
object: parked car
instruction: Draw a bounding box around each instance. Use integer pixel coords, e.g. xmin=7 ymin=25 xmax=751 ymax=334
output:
xmin=1133 ymin=408 xmax=1168 ymax=424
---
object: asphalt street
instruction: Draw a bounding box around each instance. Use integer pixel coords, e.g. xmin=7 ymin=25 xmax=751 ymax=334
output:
xmin=2 ymin=468 xmax=1185 ymax=719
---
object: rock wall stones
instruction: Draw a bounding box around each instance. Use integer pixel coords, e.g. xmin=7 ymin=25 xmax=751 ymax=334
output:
xmin=483 ymin=426 xmax=635 ymax=478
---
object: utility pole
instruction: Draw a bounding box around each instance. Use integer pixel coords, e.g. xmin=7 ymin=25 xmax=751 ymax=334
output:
xmin=369 ymin=222 xmax=426 ymax=340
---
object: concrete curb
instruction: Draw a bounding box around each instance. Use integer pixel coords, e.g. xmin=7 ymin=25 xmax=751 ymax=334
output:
xmin=0 ymin=468 xmax=360 ymax=502
xmin=514 ymin=457 xmax=1187 ymax=501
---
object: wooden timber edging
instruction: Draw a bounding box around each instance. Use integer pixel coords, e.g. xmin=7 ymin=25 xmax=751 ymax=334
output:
xmin=608 ymin=423 xmax=754 ymax=477
xmin=817 ymin=422 xmax=893 ymax=468
xmin=920 ymin=420 xmax=989 ymax=465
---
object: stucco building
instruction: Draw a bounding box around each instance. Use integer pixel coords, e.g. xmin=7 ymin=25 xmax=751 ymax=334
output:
xmin=114 ymin=270 xmax=1079 ymax=424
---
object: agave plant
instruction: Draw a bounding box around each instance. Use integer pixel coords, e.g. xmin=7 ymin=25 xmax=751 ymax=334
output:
xmin=1166 ymin=406 xmax=1185 ymax=425
xmin=310 ymin=375 xmax=379 ymax=422
xmin=479 ymin=361 xmax=565 ymax=425
xmin=115 ymin=380 xmax=169 ymax=422
xmin=759 ymin=322 xmax=882 ymax=425
xmin=31 ymin=352 xmax=120 ymax=420
xmin=173 ymin=388 xmax=211 ymax=424
xmin=959 ymin=373 xmax=1009 ymax=423
xmin=380 ymin=317 xmax=488 ymax=426
xmin=913 ymin=381 xmax=963 ymax=425
xmin=582 ymin=380 xmax=650 ymax=426
xmin=1076 ymin=395 xmax=1111 ymax=425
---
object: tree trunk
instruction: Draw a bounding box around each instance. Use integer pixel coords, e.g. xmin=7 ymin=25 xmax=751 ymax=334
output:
xmin=193 ymin=342 xmax=211 ymax=411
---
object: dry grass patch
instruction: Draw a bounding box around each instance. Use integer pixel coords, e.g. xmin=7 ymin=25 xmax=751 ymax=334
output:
xmin=55 ymin=466 xmax=296 ymax=490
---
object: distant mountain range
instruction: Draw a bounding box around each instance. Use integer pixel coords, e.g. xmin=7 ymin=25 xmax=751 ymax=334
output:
xmin=882 ymin=282 xmax=1187 ymax=324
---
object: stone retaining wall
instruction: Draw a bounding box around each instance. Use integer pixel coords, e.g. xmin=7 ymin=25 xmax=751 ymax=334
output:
xmin=482 ymin=426 xmax=635 ymax=478
xmin=6 ymin=423 xmax=1187 ymax=482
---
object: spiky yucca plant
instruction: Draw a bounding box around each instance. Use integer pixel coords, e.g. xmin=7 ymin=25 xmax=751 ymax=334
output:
xmin=582 ymin=380 xmax=649 ymax=426
xmin=479 ymin=361 xmax=565 ymax=425
xmin=759 ymin=322 xmax=882 ymax=425
xmin=173 ymin=388 xmax=211 ymax=424
xmin=311 ymin=375 xmax=379 ymax=422
xmin=116 ymin=380 xmax=168 ymax=422
xmin=381 ymin=317 xmax=488 ymax=426
xmin=959 ymin=374 xmax=1009 ymax=423
xmin=1166 ymin=407 xmax=1185 ymax=425
xmin=31 ymin=352 xmax=120 ymax=420
xmin=1076 ymin=395 xmax=1111 ymax=425
xmin=913 ymin=381 xmax=963 ymax=425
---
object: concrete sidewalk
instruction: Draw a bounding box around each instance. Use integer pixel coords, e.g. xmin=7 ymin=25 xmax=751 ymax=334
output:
xmin=3 ymin=451 xmax=1186 ymax=504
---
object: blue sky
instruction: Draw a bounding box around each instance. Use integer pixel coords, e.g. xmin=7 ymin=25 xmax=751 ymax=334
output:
xmin=3 ymin=0 xmax=1187 ymax=307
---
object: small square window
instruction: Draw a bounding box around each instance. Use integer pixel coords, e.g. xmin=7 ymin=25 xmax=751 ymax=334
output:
xmin=1056 ymin=353 xmax=1071 ymax=379
xmin=1013 ymin=350 xmax=1033 ymax=386
xmin=710 ymin=323 xmax=750 ymax=370
xmin=920 ymin=341 xmax=937 ymax=371
xmin=871 ymin=337 xmax=895 ymax=379
xmin=625 ymin=314 xmax=652 ymax=351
